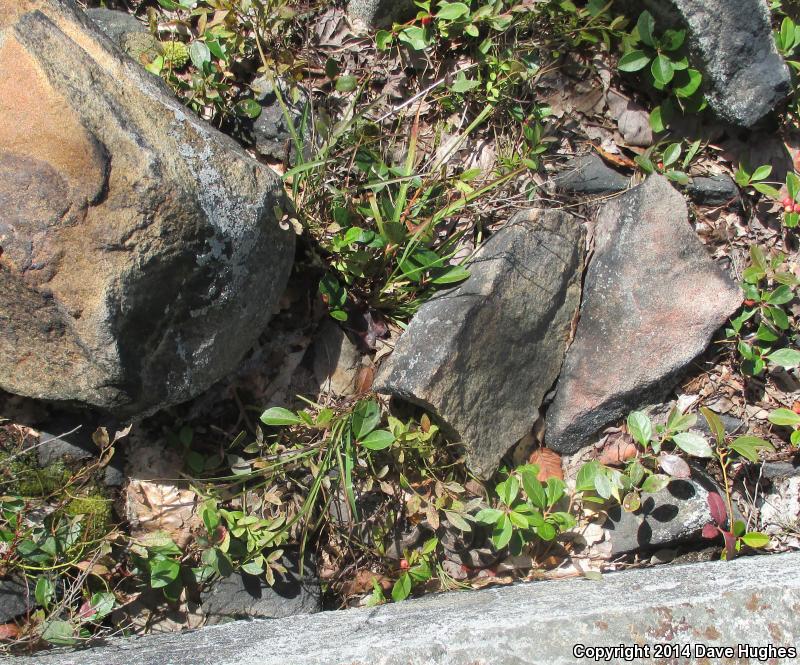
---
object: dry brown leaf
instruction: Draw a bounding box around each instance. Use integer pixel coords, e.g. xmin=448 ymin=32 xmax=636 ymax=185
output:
xmin=0 ymin=623 xmax=19 ymax=641
xmin=527 ymin=448 xmax=563 ymax=481
xmin=597 ymin=436 xmax=637 ymax=466
xmin=340 ymin=570 xmax=392 ymax=597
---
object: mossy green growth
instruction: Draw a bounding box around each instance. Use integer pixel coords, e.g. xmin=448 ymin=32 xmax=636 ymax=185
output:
xmin=160 ymin=41 xmax=190 ymax=69
xmin=65 ymin=492 xmax=114 ymax=544
xmin=6 ymin=455 xmax=71 ymax=498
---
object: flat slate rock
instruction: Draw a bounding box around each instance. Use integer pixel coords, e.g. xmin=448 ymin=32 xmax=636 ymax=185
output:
xmin=603 ymin=468 xmax=729 ymax=556
xmin=636 ymin=0 xmax=790 ymax=126
xmin=685 ymin=175 xmax=739 ymax=206
xmin=376 ymin=209 xmax=585 ymax=479
xmin=0 ymin=576 xmax=31 ymax=623
xmin=553 ymin=154 xmax=630 ymax=196
xmin=545 ymin=175 xmax=742 ymax=454
xmin=201 ymin=551 xmax=320 ymax=624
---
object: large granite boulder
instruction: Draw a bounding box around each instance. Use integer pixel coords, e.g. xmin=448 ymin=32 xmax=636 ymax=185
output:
xmin=545 ymin=176 xmax=742 ymax=454
xmin=376 ymin=210 xmax=585 ymax=479
xmin=633 ymin=0 xmax=790 ymax=126
xmin=0 ymin=0 xmax=295 ymax=417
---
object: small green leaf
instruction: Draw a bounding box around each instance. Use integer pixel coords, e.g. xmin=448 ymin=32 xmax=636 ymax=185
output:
xmin=42 ymin=620 xmax=76 ymax=646
xmin=627 ymin=411 xmax=653 ymax=447
xmin=436 ymin=2 xmax=470 ymax=20
xmin=491 ymin=514 xmax=513 ymax=549
xmin=751 ymin=165 xmax=773 ymax=181
xmin=636 ymin=11 xmax=656 ymax=46
xmin=618 ymin=50 xmax=650 ymax=72
xmin=768 ymin=408 xmax=800 ymax=427
xmin=149 ymin=558 xmax=181 ymax=589
xmin=431 ymin=265 xmax=470 ymax=285
xmin=661 ymin=143 xmax=681 ymax=168
xmin=351 ymin=400 xmax=381 ymax=439
xmin=35 ymin=576 xmax=54 ymax=608
xmin=496 ymin=476 xmax=519 ymax=506
xmin=740 ymin=531 xmax=770 ymax=548
xmin=673 ymin=432 xmax=713 ymax=458
xmin=594 ymin=473 xmax=612 ymax=499
xmin=536 ymin=521 xmax=557 ymax=541
xmin=641 ymin=473 xmax=670 ymax=494
xmin=649 ymin=105 xmax=665 ymax=133
xmin=521 ymin=468 xmax=547 ymax=509
xmin=767 ymin=348 xmax=800 ymax=368
xmin=360 ymin=430 xmax=395 ymax=450
xmin=575 ymin=460 xmax=601 ymax=492
xmin=260 ymin=407 xmax=304 ymax=426
xmin=335 ymin=75 xmax=358 ymax=92
xmin=767 ymin=285 xmax=794 ymax=305
xmin=475 ymin=508 xmax=503 ymax=524
xmin=443 ymin=510 xmax=472 ymax=532
xmin=700 ymin=407 xmax=726 ymax=444
xmin=235 ymin=98 xmax=262 ymax=119
xmin=376 ymin=30 xmax=393 ymax=50
xmin=729 ymin=436 xmax=774 ymax=463
xmin=392 ymin=572 xmax=412 ymax=602
xmin=651 ymin=55 xmax=675 ymax=86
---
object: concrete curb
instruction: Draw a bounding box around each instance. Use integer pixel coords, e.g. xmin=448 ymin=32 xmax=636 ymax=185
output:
xmin=12 ymin=552 xmax=800 ymax=664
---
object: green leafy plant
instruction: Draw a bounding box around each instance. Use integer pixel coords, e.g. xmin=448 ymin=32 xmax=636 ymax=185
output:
xmin=699 ymin=408 xmax=773 ymax=559
xmin=635 ymin=139 xmax=702 ymax=185
xmin=726 ymin=245 xmax=800 ymax=376
xmin=617 ymin=11 xmax=705 ymax=131
xmin=475 ymin=464 xmax=575 ymax=552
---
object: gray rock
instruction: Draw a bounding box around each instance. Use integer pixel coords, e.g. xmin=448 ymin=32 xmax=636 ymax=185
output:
xmin=685 ymin=175 xmax=739 ymax=206
xmin=246 ymin=77 xmax=306 ymax=161
xmin=603 ymin=468 xmax=729 ymax=556
xmin=85 ymin=8 xmax=146 ymax=41
xmin=312 ymin=319 xmax=363 ymax=396
xmin=36 ymin=426 xmax=125 ymax=488
xmin=634 ymin=0 xmax=791 ymax=126
xmin=376 ymin=209 xmax=585 ymax=479
xmin=15 ymin=552 xmax=800 ymax=665
xmin=0 ymin=576 xmax=31 ymax=623
xmin=346 ymin=0 xmax=416 ymax=30
xmin=0 ymin=1 xmax=295 ymax=418
xmin=545 ymin=176 xmax=742 ymax=454
xmin=201 ymin=551 xmax=320 ymax=624
xmin=85 ymin=7 xmax=161 ymax=65
xmin=552 ymin=154 xmax=630 ymax=195
xmin=758 ymin=464 xmax=800 ymax=535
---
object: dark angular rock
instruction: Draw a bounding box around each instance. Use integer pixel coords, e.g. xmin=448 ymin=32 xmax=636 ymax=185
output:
xmin=603 ymin=468 xmax=730 ymax=556
xmin=685 ymin=175 xmax=739 ymax=206
xmin=0 ymin=576 xmax=31 ymax=622
xmin=631 ymin=0 xmax=790 ymax=127
xmin=201 ymin=550 xmax=321 ymax=624
xmin=552 ymin=154 xmax=630 ymax=196
xmin=376 ymin=209 xmax=585 ymax=479
xmin=545 ymin=175 xmax=742 ymax=454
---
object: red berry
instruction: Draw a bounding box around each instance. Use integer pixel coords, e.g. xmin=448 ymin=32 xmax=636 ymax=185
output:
xmin=399 ymin=559 xmax=409 ymax=570
xmin=794 ymin=203 xmax=800 ymax=213
xmin=785 ymin=204 xmax=794 ymax=213
xmin=420 ymin=15 xmax=432 ymax=26
xmin=783 ymin=196 xmax=793 ymax=207
xmin=658 ymin=161 xmax=664 ymax=170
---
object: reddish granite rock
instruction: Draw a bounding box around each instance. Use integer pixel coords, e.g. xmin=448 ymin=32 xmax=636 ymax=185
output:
xmin=545 ymin=175 xmax=742 ymax=454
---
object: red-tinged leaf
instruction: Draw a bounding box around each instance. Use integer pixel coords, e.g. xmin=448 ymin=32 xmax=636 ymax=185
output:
xmin=702 ymin=523 xmax=719 ymax=539
xmin=79 ymin=599 xmax=94 ymax=620
xmin=707 ymin=491 xmax=728 ymax=526
xmin=722 ymin=530 xmax=736 ymax=560
xmin=0 ymin=623 xmax=19 ymax=641
xmin=659 ymin=453 xmax=691 ymax=479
